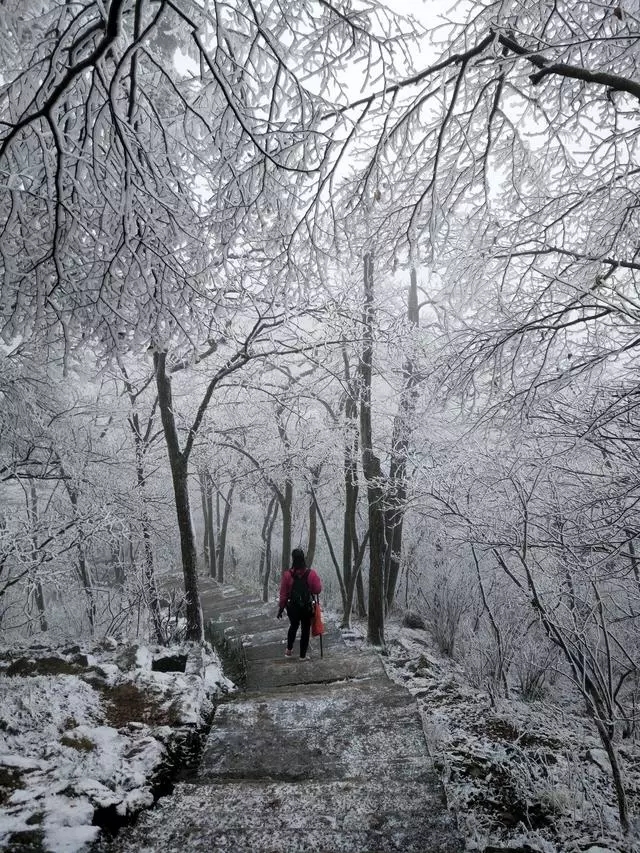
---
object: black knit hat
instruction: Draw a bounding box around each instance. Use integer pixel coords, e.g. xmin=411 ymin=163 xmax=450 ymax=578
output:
xmin=291 ymin=548 xmax=306 ymax=569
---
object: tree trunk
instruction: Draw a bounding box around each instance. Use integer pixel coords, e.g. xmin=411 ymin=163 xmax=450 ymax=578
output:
xmin=136 ymin=453 xmax=165 ymax=643
xmin=593 ymin=716 xmax=630 ymax=834
xmin=206 ymin=477 xmax=216 ymax=579
xmin=154 ymin=351 xmax=203 ymax=642
xmin=275 ymin=405 xmax=294 ymax=572
xmin=312 ymin=485 xmax=368 ymax=628
xmin=120 ymin=365 xmax=165 ymax=641
xmin=27 ymin=480 xmax=48 ymax=632
xmin=384 ymin=267 xmax=420 ymax=611
xmin=199 ymin=470 xmax=210 ymax=575
xmin=356 ymin=559 xmax=367 ymax=618
xmin=280 ymin=478 xmax=293 ymax=572
xmin=306 ymin=497 xmax=317 ymax=567
xmin=217 ymin=483 xmax=234 ymax=582
xmin=340 ymin=348 xmax=369 ymax=624
xmin=52 ymin=452 xmax=96 ymax=633
xmin=360 ymin=253 xmax=386 ymax=646
xmin=306 ymin=467 xmax=321 ymax=566
xmin=128 ymin=411 xmax=165 ymax=643
xmin=64 ymin=485 xmax=96 ymax=634
xmin=260 ymin=496 xmax=278 ymax=602
xmin=341 ymin=350 xmax=362 ymax=625
xmin=342 ymin=470 xmax=355 ymax=618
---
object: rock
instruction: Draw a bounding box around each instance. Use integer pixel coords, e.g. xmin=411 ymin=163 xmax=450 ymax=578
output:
xmin=85 ymin=664 xmax=109 ymax=680
xmin=152 ymin=654 xmax=187 ymax=673
xmin=402 ymin=610 xmax=427 ymax=630
xmin=586 ymin=748 xmax=611 ymax=771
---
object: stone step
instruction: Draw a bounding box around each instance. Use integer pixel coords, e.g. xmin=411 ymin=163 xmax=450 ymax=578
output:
xmin=242 ymin=635 xmax=335 ymax=661
xmin=243 ymin=648 xmax=383 ymax=690
xmin=199 ymin=677 xmax=432 ymax=784
xmin=108 ymin=777 xmax=459 ymax=853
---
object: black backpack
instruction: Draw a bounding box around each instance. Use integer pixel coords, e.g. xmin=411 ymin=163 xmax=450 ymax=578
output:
xmin=289 ymin=569 xmax=314 ymax=616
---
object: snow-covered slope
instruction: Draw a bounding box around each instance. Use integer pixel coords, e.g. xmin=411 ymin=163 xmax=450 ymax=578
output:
xmin=0 ymin=639 xmax=233 ymax=852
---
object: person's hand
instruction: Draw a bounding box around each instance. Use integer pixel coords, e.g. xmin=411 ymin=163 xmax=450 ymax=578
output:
xmin=277 ymin=608 xmax=284 ymax=619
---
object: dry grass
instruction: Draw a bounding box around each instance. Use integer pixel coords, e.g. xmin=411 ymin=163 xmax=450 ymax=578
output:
xmin=98 ymin=682 xmax=172 ymax=728
xmin=6 ymin=657 xmax=82 ymax=677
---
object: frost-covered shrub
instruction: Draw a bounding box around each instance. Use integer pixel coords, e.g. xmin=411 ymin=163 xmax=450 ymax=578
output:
xmin=421 ymin=567 xmax=475 ymax=657
xmin=513 ymin=631 xmax=559 ymax=701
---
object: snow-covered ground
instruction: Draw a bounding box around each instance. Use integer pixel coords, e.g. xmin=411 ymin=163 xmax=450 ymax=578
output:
xmin=0 ymin=639 xmax=234 ymax=853
xmin=380 ymin=623 xmax=640 ymax=853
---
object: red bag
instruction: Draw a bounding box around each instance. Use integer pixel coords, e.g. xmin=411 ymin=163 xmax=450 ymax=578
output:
xmin=311 ymin=601 xmax=324 ymax=637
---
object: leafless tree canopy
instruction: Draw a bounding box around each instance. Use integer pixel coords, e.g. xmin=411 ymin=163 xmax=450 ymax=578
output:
xmin=0 ymin=0 xmax=413 ymax=354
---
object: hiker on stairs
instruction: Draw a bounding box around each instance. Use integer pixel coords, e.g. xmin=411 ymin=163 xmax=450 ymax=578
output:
xmin=277 ymin=548 xmax=322 ymax=661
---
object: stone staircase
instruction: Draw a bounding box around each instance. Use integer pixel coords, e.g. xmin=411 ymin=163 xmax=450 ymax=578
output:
xmin=103 ymin=578 xmax=463 ymax=852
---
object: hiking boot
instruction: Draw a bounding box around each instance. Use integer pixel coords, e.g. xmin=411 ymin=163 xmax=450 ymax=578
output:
xmin=284 ymin=649 xmax=292 ymax=657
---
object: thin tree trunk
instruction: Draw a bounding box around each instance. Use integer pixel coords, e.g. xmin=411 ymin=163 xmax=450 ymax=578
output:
xmin=342 ymin=473 xmax=354 ymax=611
xmin=217 ymin=483 xmax=234 ymax=582
xmin=114 ymin=538 xmax=126 ymax=587
xmin=120 ymin=364 xmax=165 ymax=641
xmin=306 ymin=467 xmax=321 ymax=566
xmin=280 ymin=479 xmax=293 ymax=572
xmin=206 ymin=475 xmax=216 ymax=579
xmin=64 ymin=485 xmax=96 ymax=634
xmin=342 ymin=348 xmax=362 ymax=624
xmin=312 ymin=486 xmax=368 ymax=627
xmin=199 ymin=471 xmax=210 ymax=575
xmin=307 ymin=497 xmax=317 ymax=567
xmin=260 ymin=496 xmax=278 ymax=602
xmin=360 ymin=252 xmax=385 ymax=646
xmin=27 ymin=480 xmax=48 ymax=632
xmin=130 ymin=413 xmax=165 ymax=643
xmin=259 ymin=495 xmax=276 ymax=582
xmin=52 ymin=449 xmax=96 ymax=631
xmin=275 ymin=405 xmax=294 ymax=572
xmin=154 ymin=351 xmax=203 ymax=642
xmin=356 ymin=565 xmax=367 ymax=618
xmin=136 ymin=458 xmax=164 ymax=643
xmin=313 ymin=490 xmax=347 ymax=605
xmin=384 ymin=267 xmax=420 ymax=611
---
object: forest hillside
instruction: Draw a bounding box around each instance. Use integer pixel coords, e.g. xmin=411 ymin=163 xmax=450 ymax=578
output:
xmin=2 ymin=1 xmax=640 ymax=850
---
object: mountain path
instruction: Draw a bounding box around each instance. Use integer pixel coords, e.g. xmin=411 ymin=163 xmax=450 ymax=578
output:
xmin=103 ymin=578 xmax=463 ymax=852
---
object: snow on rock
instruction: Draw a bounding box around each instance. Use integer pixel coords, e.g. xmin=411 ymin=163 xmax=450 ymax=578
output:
xmin=45 ymin=824 xmax=100 ymax=853
xmin=0 ymin=639 xmax=231 ymax=853
xmin=134 ymin=645 xmax=153 ymax=670
xmin=0 ymin=754 xmax=47 ymax=770
xmin=205 ymin=661 xmax=233 ymax=693
xmin=583 ymin=848 xmax=621 ymax=853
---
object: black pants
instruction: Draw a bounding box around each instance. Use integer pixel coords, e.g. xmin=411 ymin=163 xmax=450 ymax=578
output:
xmin=287 ymin=607 xmax=312 ymax=657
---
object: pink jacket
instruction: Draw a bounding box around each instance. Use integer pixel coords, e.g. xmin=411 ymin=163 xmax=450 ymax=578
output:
xmin=279 ymin=567 xmax=322 ymax=609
